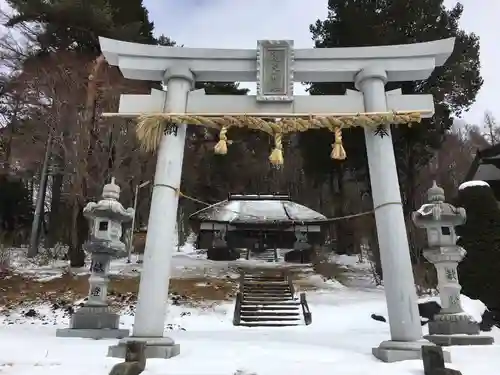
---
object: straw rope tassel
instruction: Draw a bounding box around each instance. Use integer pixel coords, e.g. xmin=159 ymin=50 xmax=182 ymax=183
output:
xmin=331 ymin=127 xmax=347 ymax=160
xmin=131 ymin=111 xmax=423 ymax=155
xmin=269 ymin=132 xmax=284 ymax=166
xmin=214 ymin=125 xmax=229 ymax=155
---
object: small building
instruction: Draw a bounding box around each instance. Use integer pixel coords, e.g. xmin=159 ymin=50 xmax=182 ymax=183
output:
xmin=189 ymin=194 xmax=328 ymax=262
xmin=464 ymin=143 xmax=500 ymax=201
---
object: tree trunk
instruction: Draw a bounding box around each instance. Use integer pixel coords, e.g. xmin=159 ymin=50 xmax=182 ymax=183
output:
xmin=28 ymin=134 xmax=52 ymax=257
xmin=68 ymin=199 xmax=86 ymax=267
xmin=402 ymin=145 xmax=421 ymax=264
xmin=368 ymin=222 xmax=383 ymax=283
xmin=330 ymin=167 xmax=354 ymax=254
xmin=47 ymin=170 xmax=63 ymax=247
xmin=65 ymin=55 xmax=106 ymax=267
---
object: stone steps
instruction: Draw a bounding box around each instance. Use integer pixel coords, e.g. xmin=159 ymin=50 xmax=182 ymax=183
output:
xmin=239 ymin=310 xmax=300 ymax=317
xmin=241 ymin=306 xmax=300 ymax=312
xmin=242 ymin=291 xmax=292 ymax=297
xmin=239 ymin=321 xmax=300 ymax=327
xmin=240 ymin=316 xmax=301 ymax=322
xmin=238 ymin=249 xmax=277 ymax=262
xmin=241 ymin=300 xmax=300 ymax=306
xmin=241 ymin=306 xmax=300 ymax=313
xmin=243 ymin=296 xmax=295 ymax=302
xmin=243 ymin=280 xmax=289 ymax=285
xmin=249 ymin=250 xmax=276 ymax=262
xmin=235 ymin=272 xmax=305 ymax=327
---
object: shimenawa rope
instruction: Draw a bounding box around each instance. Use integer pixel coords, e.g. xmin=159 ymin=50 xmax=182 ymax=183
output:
xmin=134 ymin=112 xmax=422 ymax=165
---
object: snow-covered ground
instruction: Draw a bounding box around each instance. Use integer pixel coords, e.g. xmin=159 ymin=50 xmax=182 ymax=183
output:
xmin=1 ymin=249 xmax=499 ymax=374
xmin=0 ymin=288 xmax=498 ymax=375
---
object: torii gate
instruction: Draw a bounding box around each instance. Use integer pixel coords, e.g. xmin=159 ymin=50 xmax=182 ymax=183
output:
xmin=99 ymin=37 xmax=455 ymax=362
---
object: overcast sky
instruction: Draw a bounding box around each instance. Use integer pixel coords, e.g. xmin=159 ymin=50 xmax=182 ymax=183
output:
xmin=144 ymin=0 xmax=498 ymax=126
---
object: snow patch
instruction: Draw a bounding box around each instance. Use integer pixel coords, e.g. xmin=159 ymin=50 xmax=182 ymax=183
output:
xmin=416 ymin=203 xmax=435 ymax=216
xmin=418 ymin=294 xmax=486 ymax=323
xmin=305 ymin=274 xmax=346 ymax=289
xmin=329 ymin=254 xmax=371 ymax=270
xmin=0 ymin=286 xmax=499 ymax=374
xmin=459 ymin=180 xmax=490 ymax=190
xmin=461 ymin=295 xmax=488 ymax=323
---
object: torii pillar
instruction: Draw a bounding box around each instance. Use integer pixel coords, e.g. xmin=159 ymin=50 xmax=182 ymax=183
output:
xmin=99 ymin=37 xmax=455 ymax=362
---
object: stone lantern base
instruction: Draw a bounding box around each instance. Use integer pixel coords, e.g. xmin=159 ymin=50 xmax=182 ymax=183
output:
xmin=424 ymin=313 xmax=494 ymax=346
xmin=56 ymin=306 xmax=129 ymax=339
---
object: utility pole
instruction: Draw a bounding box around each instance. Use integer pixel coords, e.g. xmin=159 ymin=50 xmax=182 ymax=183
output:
xmin=28 ymin=133 xmax=52 ymax=258
xmin=127 ymin=180 xmax=150 ymax=263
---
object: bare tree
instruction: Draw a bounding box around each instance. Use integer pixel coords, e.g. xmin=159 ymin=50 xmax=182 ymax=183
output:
xmin=483 ymin=111 xmax=499 ymax=145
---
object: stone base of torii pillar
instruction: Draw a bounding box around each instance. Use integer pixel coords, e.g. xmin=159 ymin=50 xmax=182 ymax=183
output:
xmin=108 ymin=337 xmax=180 ymax=359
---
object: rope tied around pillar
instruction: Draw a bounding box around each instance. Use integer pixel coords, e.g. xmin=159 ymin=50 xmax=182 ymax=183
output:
xmin=154 ymin=182 xmax=402 ymax=223
xmin=331 ymin=127 xmax=346 ymax=160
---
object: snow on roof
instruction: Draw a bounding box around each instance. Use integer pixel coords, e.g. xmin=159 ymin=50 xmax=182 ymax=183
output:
xmin=458 ymin=180 xmax=490 ymax=190
xmin=190 ymin=195 xmax=326 ymax=224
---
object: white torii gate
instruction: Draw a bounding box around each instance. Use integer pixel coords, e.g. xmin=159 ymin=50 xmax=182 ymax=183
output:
xmin=99 ymin=37 xmax=455 ymax=362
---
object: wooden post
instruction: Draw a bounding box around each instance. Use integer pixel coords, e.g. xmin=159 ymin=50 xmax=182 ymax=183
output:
xmin=109 ymin=341 xmax=146 ymax=375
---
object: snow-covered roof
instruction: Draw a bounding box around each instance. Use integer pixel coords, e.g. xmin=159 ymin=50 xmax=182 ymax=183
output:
xmin=189 ymin=195 xmax=327 ymax=225
xmin=458 ymin=180 xmax=490 ymax=190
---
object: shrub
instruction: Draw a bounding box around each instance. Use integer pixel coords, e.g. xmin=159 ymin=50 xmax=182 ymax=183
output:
xmin=0 ymin=175 xmax=33 ymax=245
xmin=456 ymin=182 xmax=500 ymax=315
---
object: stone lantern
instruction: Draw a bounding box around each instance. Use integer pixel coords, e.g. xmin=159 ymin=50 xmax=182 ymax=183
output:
xmin=412 ymin=181 xmax=493 ymax=346
xmin=57 ymin=178 xmax=135 ymax=339
xmin=293 ymin=232 xmax=309 ymax=251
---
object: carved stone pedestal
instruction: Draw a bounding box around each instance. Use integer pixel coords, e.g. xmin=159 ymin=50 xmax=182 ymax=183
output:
xmin=425 ymin=313 xmax=493 ymax=346
xmin=429 ymin=313 xmax=479 ymax=335
xmin=57 ymin=248 xmax=130 ymax=339
xmin=57 ymin=306 xmax=129 ymax=339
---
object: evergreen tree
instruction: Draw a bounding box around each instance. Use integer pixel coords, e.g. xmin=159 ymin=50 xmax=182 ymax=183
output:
xmin=0 ymin=175 xmax=33 ymax=243
xmin=5 ymin=0 xmax=157 ymax=53
xmin=456 ymin=182 xmax=500 ymax=316
xmin=300 ymin=0 xmax=482 ymax=203
xmin=300 ymin=0 xmax=481 ymax=256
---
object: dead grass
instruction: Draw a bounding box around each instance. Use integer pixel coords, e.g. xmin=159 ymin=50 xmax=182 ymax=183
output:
xmin=0 ymin=271 xmax=238 ymax=308
xmin=0 ymin=254 xmax=352 ymax=309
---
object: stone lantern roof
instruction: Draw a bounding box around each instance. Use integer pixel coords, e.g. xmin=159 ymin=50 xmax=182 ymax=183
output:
xmin=413 ymin=181 xmax=465 ymax=226
xmin=83 ymin=177 xmax=135 ymax=222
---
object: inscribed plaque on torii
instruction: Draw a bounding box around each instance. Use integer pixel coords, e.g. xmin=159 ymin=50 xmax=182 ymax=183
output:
xmin=256 ymin=40 xmax=294 ymax=101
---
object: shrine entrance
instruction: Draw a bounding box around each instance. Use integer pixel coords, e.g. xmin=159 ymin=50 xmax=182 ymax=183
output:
xmin=99 ymin=37 xmax=455 ymax=362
